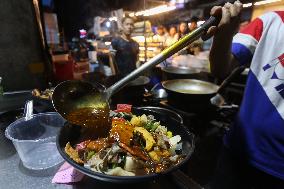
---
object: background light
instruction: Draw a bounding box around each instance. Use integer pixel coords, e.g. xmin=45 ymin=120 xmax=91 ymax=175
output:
xmin=106 ymin=21 xmax=111 ymax=28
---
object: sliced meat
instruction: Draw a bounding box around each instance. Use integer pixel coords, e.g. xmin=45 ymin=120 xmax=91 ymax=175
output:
xmin=119 ymin=142 xmax=149 ymax=161
xmin=87 ymin=138 xmax=109 ymax=152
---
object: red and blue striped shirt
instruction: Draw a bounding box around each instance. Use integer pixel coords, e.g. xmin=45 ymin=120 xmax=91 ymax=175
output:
xmin=225 ymin=11 xmax=284 ymax=180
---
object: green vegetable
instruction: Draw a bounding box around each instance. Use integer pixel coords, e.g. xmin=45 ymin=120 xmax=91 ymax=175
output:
xmin=87 ymin=151 xmax=96 ymax=160
xmin=166 ymin=131 xmax=173 ymax=138
xmin=122 ymin=113 xmax=133 ymax=121
xmin=151 ymin=122 xmax=160 ymax=132
xmin=112 ymin=163 xmax=119 ymax=169
xmin=144 ymin=121 xmax=159 ymax=132
xmin=144 ymin=122 xmax=153 ymax=131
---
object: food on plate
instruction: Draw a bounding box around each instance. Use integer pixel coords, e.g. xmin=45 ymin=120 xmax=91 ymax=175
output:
xmin=32 ymin=88 xmax=53 ymax=100
xmin=65 ymin=104 xmax=184 ymax=176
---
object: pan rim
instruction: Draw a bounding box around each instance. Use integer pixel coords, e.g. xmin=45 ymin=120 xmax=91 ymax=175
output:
xmin=161 ymin=66 xmax=201 ymax=75
xmin=162 ymin=79 xmax=219 ymax=95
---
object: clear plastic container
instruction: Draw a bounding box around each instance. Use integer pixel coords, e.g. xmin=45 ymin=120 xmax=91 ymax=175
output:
xmin=5 ymin=112 xmax=65 ymax=170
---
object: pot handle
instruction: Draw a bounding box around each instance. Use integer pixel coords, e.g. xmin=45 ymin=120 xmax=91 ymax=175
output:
xmin=211 ymin=66 xmax=246 ymax=107
xmin=217 ymin=66 xmax=246 ymax=95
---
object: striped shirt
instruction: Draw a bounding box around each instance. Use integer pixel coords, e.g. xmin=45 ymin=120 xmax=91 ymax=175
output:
xmin=224 ymin=11 xmax=284 ymax=180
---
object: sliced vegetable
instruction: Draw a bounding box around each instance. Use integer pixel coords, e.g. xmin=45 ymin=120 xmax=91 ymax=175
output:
xmin=116 ymin=104 xmax=132 ymax=113
xmin=65 ymin=142 xmax=84 ymax=164
xmin=145 ymin=121 xmax=159 ymax=132
xmin=169 ymin=135 xmax=181 ymax=146
xmin=166 ymin=131 xmax=173 ymax=138
xmin=149 ymin=151 xmax=160 ymax=162
xmin=87 ymin=151 xmax=96 ymax=160
xmin=130 ymin=114 xmax=147 ymax=127
xmin=134 ymin=127 xmax=155 ymax=151
xmin=105 ymin=167 xmax=135 ymax=176
xmin=124 ymin=156 xmax=137 ymax=172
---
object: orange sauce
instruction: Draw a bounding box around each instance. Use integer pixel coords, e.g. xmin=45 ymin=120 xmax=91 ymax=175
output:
xmin=67 ymin=106 xmax=111 ymax=138
xmin=110 ymin=118 xmax=134 ymax=146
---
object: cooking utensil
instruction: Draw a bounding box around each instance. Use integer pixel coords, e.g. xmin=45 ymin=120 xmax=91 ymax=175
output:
xmin=162 ymin=79 xmax=219 ymax=95
xmin=148 ymin=83 xmax=168 ymax=99
xmin=162 ymin=67 xmax=201 ymax=75
xmin=161 ymin=66 xmax=201 ymax=80
xmin=162 ymin=79 xmax=219 ymax=111
xmin=210 ymin=66 xmax=246 ymax=107
xmin=56 ymin=106 xmax=195 ymax=183
xmin=52 ymin=16 xmax=220 ymax=128
xmin=162 ymin=66 xmax=246 ymax=111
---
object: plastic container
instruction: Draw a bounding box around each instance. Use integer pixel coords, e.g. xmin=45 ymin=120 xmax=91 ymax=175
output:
xmin=5 ymin=112 xmax=65 ymax=170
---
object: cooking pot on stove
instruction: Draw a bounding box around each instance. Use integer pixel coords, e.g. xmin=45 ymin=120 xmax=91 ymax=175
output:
xmin=161 ymin=66 xmax=246 ymax=112
xmin=161 ymin=66 xmax=201 ymax=80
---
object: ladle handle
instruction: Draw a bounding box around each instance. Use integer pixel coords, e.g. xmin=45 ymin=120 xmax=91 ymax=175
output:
xmin=106 ymin=16 xmax=220 ymax=98
xmin=24 ymin=100 xmax=33 ymax=121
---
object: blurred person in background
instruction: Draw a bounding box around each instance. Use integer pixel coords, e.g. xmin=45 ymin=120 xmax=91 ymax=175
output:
xmin=189 ymin=16 xmax=198 ymax=32
xmin=111 ymin=16 xmax=139 ymax=75
xmin=164 ymin=26 xmax=179 ymax=47
xmin=178 ymin=22 xmax=189 ymax=39
xmin=163 ymin=27 xmax=169 ymax=37
xmin=153 ymin=25 xmax=167 ymax=46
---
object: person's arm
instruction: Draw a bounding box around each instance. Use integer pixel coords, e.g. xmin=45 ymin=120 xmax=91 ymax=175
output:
xmin=208 ymin=1 xmax=243 ymax=79
xmin=135 ymin=42 xmax=140 ymax=68
xmin=110 ymin=38 xmax=118 ymax=56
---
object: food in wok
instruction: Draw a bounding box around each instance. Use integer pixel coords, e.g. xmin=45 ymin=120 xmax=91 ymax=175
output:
xmin=64 ymin=104 xmax=185 ymax=176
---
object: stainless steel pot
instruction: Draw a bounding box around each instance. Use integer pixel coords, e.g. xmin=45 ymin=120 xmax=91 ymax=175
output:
xmin=161 ymin=66 xmax=201 ymax=80
xmin=162 ymin=79 xmax=219 ymax=111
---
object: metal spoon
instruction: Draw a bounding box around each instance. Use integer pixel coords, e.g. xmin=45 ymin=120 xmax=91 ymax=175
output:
xmin=52 ymin=16 xmax=220 ymax=131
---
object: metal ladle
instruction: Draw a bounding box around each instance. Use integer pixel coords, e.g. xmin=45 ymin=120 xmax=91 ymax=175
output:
xmin=52 ymin=16 xmax=220 ymax=133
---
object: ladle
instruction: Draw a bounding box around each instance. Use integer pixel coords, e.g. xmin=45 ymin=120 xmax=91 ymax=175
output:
xmin=52 ymin=16 xmax=220 ymax=135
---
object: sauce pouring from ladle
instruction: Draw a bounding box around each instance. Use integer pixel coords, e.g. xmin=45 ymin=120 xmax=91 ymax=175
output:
xmin=52 ymin=16 xmax=220 ymax=137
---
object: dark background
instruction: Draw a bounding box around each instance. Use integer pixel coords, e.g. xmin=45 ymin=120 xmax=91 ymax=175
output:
xmin=47 ymin=0 xmax=254 ymax=41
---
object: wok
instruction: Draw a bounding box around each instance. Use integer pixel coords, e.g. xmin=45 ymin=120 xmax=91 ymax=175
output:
xmin=161 ymin=66 xmax=201 ymax=80
xmin=161 ymin=66 xmax=246 ymax=112
xmin=56 ymin=106 xmax=195 ymax=183
xmin=162 ymin=79 xmax=219 ymax=111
